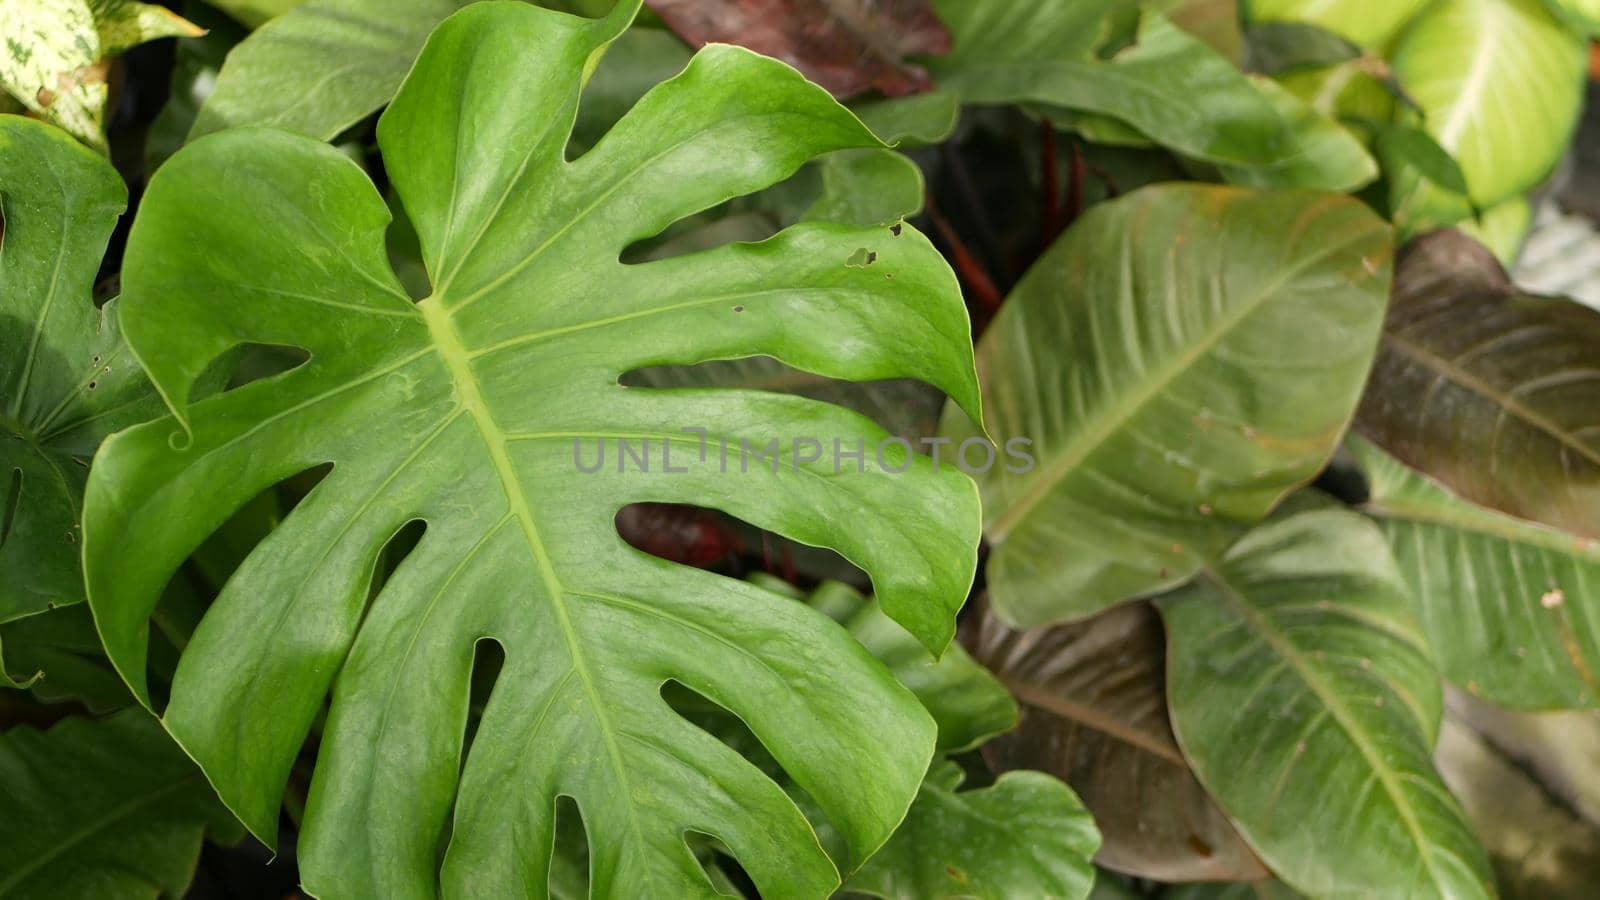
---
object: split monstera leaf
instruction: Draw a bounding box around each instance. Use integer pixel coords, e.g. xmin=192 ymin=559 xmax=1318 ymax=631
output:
xmin=83 ymin=1 xmax=983 ymax=897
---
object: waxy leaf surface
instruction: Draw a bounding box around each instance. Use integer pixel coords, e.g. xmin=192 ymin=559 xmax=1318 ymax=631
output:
xmin=86 ymin=4 xmax=982 ymax=897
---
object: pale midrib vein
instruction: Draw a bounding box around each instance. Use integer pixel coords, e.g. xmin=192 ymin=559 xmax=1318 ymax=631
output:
xmin=0 ymin=774 xmax=201 ymax=895
xmin=988 ymin=221 xmax=1372 ymax=540
xmin=1204 ymin=571 xmax=1459 ymax=894
xmin=417 ymin=298 xmax=650 ymax=858
xmin=1382 ymin=330 xmax=1600 ymax=470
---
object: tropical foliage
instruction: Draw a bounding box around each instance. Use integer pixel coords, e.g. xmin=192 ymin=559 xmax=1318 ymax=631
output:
xmin=3 ymin=0 xmax=1600 ymax=897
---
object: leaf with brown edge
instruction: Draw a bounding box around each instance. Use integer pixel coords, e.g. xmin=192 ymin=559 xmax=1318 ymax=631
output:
xmin=963 ymin=599 xmax=1269 ymax=882
xmin=644 ymin=0 xmax=951 ymax=99
xmin=1354 ymin=229 xmax=1600 ymax=541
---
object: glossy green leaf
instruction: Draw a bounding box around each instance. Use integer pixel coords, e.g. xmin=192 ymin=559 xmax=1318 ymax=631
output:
xmin=1246 ymin=0 xmax=1432 ymax=47
xmin=189 ymin=0 xmax=470 ymax=141
xmin=1351 ymin=435 xmax=1600 ymax=710
xmin=843 ymin=760 xmax=1101 ymax=900
xmin=87 ymin=4 xmax=984 ymax=896
xmin=204 ymin=0 xmax=308 ymax=27
xmin=1159 ymin=507 xmax=1494 ymax=899
xmin=965 ymin=601 xmax=1269 ymax=882
xmin=794 ymin=580 xmax=1016 ymax=754
xmin=1217 ymin=75 xmax=1377 ymax=192
xmin=0 ymin=0 xmax=202 ymax=146
xmin=0 ymin=708 xmax=239 ymax=899
xmin=1390 ymin=0 xmax=1586 ymax=209
xmin=942 ymin=184 xmax=1391 ymax=626
xmin=933 ymin=7 xmax=1369 ymax=191
xmin=0 ymin=116 xmax=159 ymax=681
xmin=1353 ymin=230 xmax=1600 ymax=541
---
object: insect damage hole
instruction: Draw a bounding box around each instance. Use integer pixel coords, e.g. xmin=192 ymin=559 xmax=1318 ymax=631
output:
xmin=845 ymin=247 xmax=878 ymax=268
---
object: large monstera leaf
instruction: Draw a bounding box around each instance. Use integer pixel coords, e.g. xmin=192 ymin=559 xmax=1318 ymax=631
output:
xmin=941 ymin=185 xmax=1391 ymax=627
xmin=84 ymin=3 xmax=983 ymax=897
xmin=1159 ymin=507 xmax=1494 ymax=899
xmin=0 ymin=116 xmax=159 ymax=686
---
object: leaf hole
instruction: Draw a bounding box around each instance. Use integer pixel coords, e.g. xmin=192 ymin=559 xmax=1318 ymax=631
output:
xmin=845 ymin=247 xmax=877 ymax=267
xmin=458 ymin=635 xmax=505 ymax=775
xmin=615 ymin=503 xmax=743 ymax=572
xmin=207 ymin=342 xmax=314 ymax=394
xmin=548 ymin=795 xmax=590 ymax=896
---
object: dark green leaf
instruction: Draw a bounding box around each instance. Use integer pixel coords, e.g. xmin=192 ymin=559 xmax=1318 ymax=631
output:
xmin=1243 ymin=22 xmax=1363 ymax=75
xmin=0 ymin=708 xmax=240 ymax=899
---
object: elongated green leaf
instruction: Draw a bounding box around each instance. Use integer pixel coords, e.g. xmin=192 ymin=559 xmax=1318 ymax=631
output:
xmin=0 ymin=115 xmax=160 ymax=681
xmin=966 ymin=601 xmax=1269 ymax=882
xmin=1216 ymin=75 xmax=1376 ymax=192
xmin=1246 ymin=0 xmax=1432 ymax=47
xmin=188 ymin=0 xmax=471 ymax=141
xmin=1159 ymin=507 xmax=1494 ymax=899
xmin=844 ymin=760 xmax=1101 ymax=900
xmin=942 ymin=184 xmax=1391 ymax=626
xmin=1351 ymin=435 xmax=1600 ymax=709
xmin=933 ymin=7 xmax=1369 ymax=190
xmin=1390 ymin=0 xmax=1585 ymax=209
xmin=87 ymin=4 xmax=983 ymax=896
xmin=0 ymin=0 xmax=202 ymax=146
xmin=0 ymin=708 xmax=239 ymax=899
xmin=1354 ymin=230 xmax=1600 ymax=541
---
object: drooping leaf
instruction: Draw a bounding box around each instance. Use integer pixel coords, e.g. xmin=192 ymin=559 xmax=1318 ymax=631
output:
xmin=965 ymin=601 xmax=1269 ymax=882
xmin=0 ymin=708 xmax=240 ymax=899
xmin=843 ymin=760 xmax=1101 ymax=900
xmin=1243 ymin=22 xmax=1363 ymax=75
xmin=940 ymin=184 xmax=1391 ymax=626
xmin=0 ymin=115 xmax=160 ymax=682
xmin=1350 ymin=435 xmax=1600 ymax=710
xmin=1245 ymin=0 xmax=1432 ymax=47
xmin=1390 ymin=0 xmax=1586 ymax=209
xmin=1159 ymin=507 xmax=1494 ymax=899
xmin=86 ymin=4 xmax=984 ymax=896
xmin=1216 ymin=75 xmax=1377 ymax=192
xmin=932 ymin=8 xmax=1370 ymax=191
xmin=188 ymin=0 xmax=470 ymax=142
xmin=0 ymin=0 xmax=202 ymax=147
xmin=645 ymin=0 xmax=951 ymax=99
xmin=1353 ymin=230 xmax=1600 ymax=541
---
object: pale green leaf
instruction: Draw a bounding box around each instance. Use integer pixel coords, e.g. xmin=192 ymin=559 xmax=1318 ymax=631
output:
xmin=1390 ymin=0 xmax=1586 ymax=209
xmin=1160 ymin=507 xmax=1495 ymax=899
xmin=85 ymin=4 xmax=983 ymax=896
xmin=942 ymin=184 xmax=1391 ymax=626
xmin=0 ymin=0 xmax=201 ymax=146
xmin=1246 ymin=0 xmax=1432 ymax=47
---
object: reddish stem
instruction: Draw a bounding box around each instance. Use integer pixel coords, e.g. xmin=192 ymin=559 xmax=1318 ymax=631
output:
xmin=925 ymin=192 xmax=1004 ymax=315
